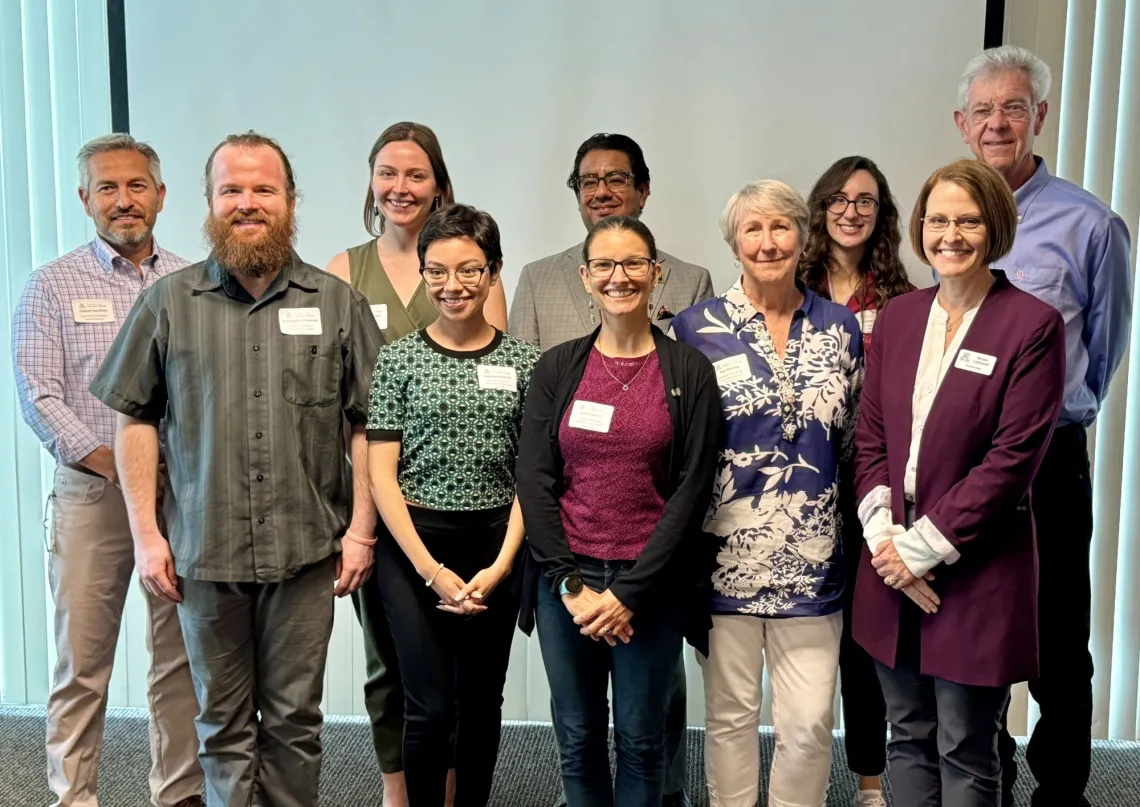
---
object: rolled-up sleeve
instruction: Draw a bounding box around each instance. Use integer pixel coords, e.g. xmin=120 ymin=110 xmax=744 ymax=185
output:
xmin=88 ymin=291 xmax=168 ymax=421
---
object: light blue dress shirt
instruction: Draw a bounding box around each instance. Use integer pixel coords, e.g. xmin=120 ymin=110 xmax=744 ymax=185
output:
xmin=986 ymin=158 xmax=1131 ymax=427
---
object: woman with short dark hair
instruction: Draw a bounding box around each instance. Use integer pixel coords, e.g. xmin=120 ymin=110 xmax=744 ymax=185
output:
xmin=367 ymin=204 xmax=537 ymax=807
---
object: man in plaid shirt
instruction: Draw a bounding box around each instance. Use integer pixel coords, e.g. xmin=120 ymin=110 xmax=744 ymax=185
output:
xmin=11 ymin=134 xmax=203 ymax=807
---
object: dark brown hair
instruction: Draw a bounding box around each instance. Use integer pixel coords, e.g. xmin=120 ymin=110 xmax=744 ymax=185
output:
xmin=363 ymin=122 xmax=454 ymax=237
xmin=204 ymin=131 xmax=297 ymax=201
xmin=582 ymin=215 xmax=658 ymax=262
xmin=417 ymin=204 xmax=503 ymax=276
xmin=799 ymin=155 xmax=910 ymax=310
xmin=909 ymin=159 xmax=1018 ymax=266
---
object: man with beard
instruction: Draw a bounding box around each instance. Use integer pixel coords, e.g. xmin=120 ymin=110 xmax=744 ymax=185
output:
xmin=91 ymin=132 xmax=383 ymax=807
xmin=12 ymin=133 xmax=203 ymax=807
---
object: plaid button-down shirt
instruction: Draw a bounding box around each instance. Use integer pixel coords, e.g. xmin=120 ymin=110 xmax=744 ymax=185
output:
xmin=12 ymin=237 xmax=188 ymax=464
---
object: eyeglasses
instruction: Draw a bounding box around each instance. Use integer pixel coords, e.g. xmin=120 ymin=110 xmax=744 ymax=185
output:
xmin=585 ymin=257 xmax=654 ymax=278
xmin=421 ymin=265 xmax=488 ymax=287
xmin=575 ymin=171 xmax=634 ymax=194
xmin=968 ymin=102 xmax=1035 ymax=124
xmin=922 ymin=215 xmax=985 ymax=233
xmin=825 ymin=195 xmax=879 ymax=216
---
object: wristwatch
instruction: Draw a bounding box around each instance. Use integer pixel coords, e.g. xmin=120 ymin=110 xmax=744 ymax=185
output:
xmin=558 ymin=573 xmax=584 ymax=597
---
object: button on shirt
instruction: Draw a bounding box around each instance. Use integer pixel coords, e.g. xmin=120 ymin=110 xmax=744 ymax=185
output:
xmin=670 ymin=281 xmax=863 ymax=617
xmin=12 ymin=237 xmax=186 ymax=463
xmin=990 ymin=158 xmax=1131 ymax=427
xmin=90 ymin=253 xmax=383 ymax=583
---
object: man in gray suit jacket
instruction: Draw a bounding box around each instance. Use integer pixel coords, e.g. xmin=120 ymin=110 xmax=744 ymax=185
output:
xmin=510 ymin=133 xmax=713 ymax=354
xmin=510 ymin=133 xmax=710 ymax=807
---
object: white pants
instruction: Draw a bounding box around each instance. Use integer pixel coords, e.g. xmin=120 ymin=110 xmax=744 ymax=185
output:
xmin=702 ymin=611 xmax=843 ymax=807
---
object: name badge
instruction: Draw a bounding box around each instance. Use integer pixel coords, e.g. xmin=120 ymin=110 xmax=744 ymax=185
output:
xmin=713 ymin=354 xmax=751 ymax=386
xmin=279 ymin=308 xmax=322 ymax=335
xmin=371 ymin=304 xmax=388 ymax=330
xmin=858 ymin=310 xmax=877 ymax=335
xmin=72 ymin=299 xmax=116 ymax=323
xmin=477 ymin=365 xmax=517 ymax=391
xmin=954 ymin=349 xmax=997 ymax=376
xmin=568 ymin=399 xmax=614 ymax=433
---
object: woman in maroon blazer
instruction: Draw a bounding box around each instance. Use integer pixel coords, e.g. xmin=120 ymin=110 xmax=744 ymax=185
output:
xmin=853 ymin=159 xmax=1065 ymax=807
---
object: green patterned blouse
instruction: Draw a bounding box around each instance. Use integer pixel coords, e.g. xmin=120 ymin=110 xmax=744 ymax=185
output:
xmin=366 ymin=329 xmax=540 ymax=511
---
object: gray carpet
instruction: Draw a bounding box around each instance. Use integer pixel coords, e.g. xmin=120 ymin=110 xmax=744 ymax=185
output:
xmin=3 ymin=705 xmax=1138 ymax=806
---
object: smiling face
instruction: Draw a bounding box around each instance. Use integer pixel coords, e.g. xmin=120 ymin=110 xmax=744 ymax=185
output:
xmin=955 ymin=69 xmax=1046 ymax=182
xmin=579 ymin=227 xmax=660 ymax=321
xmin=921 ymin=181 xmax=990 ymax=279
xmin=575 ymin=149 xmax=649 ymax=230
xmin=372 ymin=140 xmax=440 ymax=233
xmin=79 ymin=149 xmax=165 ymax=253
xmin=825 ymin=169 xmax=880 ymax=252
xmin=422 ymin=235 xmax=496 ymax=325
xmin=734 ymin=209 xmax=802 ymax=290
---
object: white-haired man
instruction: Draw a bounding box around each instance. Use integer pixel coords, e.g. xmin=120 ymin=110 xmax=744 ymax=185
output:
xmin=953 ymin=45 xmax=1132 ymax=807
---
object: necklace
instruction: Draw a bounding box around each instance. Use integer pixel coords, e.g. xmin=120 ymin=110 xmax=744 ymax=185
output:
xmin=599 ymin=351 xmax=653 ymax=391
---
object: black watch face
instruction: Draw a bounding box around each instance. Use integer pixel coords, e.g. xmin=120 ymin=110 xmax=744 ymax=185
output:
xmin=565 ymin=574 xmax=584 ymax=594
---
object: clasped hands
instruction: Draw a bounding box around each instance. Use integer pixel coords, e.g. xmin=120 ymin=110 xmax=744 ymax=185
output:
xmin=430 ymin=561 xmax=511 ymax=615
xmin=871 ymin=526 xmax=941 ymax=615
xmin=563 ymin=587 xmax=634 ymax=646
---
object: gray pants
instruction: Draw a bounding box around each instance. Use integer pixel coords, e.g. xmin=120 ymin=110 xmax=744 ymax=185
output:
xmin=876 ymin=657 xmax=1011 ymax=807
xmin=178 ymin=555 xmax=336 ymax=807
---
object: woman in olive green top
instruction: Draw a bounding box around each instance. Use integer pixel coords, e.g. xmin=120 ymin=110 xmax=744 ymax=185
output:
xmin=325 ymin=122 xmax=504 ymax=807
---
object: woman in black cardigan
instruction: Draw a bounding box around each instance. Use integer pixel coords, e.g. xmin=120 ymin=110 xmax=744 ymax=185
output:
xmin=515 ymin=215 xmax=719 ymax=807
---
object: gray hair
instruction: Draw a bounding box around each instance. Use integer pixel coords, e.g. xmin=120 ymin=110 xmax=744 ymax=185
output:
xmin=958 ymin=45 xmax=1052 ymax=108
xmin=719 ymin=179 xmax=809 ymax=250
xmin=76 ymin=133 xmax=163 ymax=191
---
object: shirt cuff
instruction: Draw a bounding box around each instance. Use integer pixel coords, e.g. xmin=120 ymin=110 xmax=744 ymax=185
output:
xmin=867 ymin=524 xmax=905 ymax=555
xmin=893 ymin=517 xmax=961 ymax=579
xmin=858 ymin=485 xmax=893 ymax=544
xmin=366 ymin=428 xmax=402 ymax=442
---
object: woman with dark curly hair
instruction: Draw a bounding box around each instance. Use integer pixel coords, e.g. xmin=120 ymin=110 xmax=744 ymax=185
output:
xmin=799 ymin=155 xmax=914 ymax=807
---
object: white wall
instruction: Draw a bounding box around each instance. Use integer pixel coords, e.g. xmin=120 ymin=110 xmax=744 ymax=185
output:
xmin=93 ymin=0 xmax=989 ymax=721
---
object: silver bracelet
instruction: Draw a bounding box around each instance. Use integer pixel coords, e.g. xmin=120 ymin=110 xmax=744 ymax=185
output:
xmin=425 ymin=562 xmax=445 ymax=587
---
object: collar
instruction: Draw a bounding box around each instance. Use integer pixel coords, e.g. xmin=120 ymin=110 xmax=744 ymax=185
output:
xmin=722 ymin=277 xmax=814 ymax=331
xmin=1010 ymin=156 xmax=1052 ymax=219
xmin=91 ymin=235 xmax=161 ymax=274
xmin=191 ymin=250 xmax=317 ymax=295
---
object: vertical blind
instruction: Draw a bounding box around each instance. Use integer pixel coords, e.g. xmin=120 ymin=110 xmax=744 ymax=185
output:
xmin=1007 ymin=0 xmax=1140 ymax=741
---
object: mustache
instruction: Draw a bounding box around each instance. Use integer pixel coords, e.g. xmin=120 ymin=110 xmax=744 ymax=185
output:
xmin=227 ymin=211 xmax=270 ymax=225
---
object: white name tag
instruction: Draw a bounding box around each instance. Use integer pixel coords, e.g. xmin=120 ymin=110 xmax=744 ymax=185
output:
xmin=72 ymin=299 xmax=116 ymax=323
xmin=568 ymin=399 xmax=614 ymax=433
xmin=279 ymin=308 xmax=323 ymax=335
xmin=477 ymin=365 xmax=517 ymax=391
xmin=713 ymin=354 xmax=751 ymax=386
xmin=858 ymin=310 xmax=877 ymax=335
xmin=371 ymin=304 xmax=388 ymax=330
xmin=954 ymin=349 xmax=997 ymax=376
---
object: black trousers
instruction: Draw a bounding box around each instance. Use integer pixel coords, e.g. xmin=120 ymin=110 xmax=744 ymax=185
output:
xmin=838 ymin=475 xmax=888 ymax=777
xmin=376 ymin=505 xmax=521 ymax=807
xmin=999 ymin=423 xmax=1094 ymax=807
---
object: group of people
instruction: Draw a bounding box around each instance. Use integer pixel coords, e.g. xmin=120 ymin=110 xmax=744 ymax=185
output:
xmin=12 ymin=43 xmax=1131 ymax=807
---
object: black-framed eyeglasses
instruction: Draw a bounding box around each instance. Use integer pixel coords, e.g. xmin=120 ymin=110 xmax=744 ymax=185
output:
xmin=825 ymin=195 xmax=879 ymax=216
xmin=921 ymin=215 xmax=985 ymax=233
xmin=576 ymin=171 xmax=635 ymax=194
xmin=420 ymin=265 xmax=488 ymax=287
xmin=585 ymin=257 xmax=654 ymax=278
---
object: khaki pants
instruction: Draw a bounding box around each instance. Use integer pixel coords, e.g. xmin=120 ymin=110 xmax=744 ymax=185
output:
xmin=701 ymin=611 xmax=843 ymax=807
xmin=46 ymin=463 xmax=203 ymax=807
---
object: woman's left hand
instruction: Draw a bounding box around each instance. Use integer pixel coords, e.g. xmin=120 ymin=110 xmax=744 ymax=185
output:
xmin=573 ymin=589 xmax=633 ymax=644
xmin=871 ymin=538 xmax=918 ymax=589
xmin=437 ymin=562 xmax=509 ymax=615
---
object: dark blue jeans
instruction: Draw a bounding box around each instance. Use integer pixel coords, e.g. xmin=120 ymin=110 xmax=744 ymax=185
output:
xmin=535 ymin=556 xmax=682 ymax=807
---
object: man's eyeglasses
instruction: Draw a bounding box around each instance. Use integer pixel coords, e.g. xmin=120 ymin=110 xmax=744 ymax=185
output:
xmin=968 ymin=102 xmax=1035 ymax=125
xmin=922 ymin=215 xmax=985 ymax=233
xmin=585 ymin=257 xmax=654 ymax=278
xmin=421 ymin=265 xmax=488 ymax=287
xmin=825 ymin=195 xmax=879 ymax=216
xmin=575 ymin=171 xmax=635 ymax=194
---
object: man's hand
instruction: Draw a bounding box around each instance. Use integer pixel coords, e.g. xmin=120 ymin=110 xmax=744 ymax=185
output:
xmin=81 ymin=445 xmax=118 ymax=485
xmin=334 ymin=537 xmax=374 ymax=597
xmin=136 ymin=531 xmax=181 ymax=603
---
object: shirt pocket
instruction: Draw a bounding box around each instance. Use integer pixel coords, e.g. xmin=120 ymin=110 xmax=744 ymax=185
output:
xmin=1004 ymin=263 xmax=1065 ymax=311
xmin=282 ymin=344 xmax=341 ymax=407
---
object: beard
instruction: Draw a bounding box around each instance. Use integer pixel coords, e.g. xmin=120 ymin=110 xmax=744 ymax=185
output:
xmin=99 ymin=208 xmax=155 ymax=249
xmin=204 ymin=208 xmax=297 ymax=277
